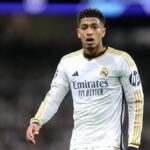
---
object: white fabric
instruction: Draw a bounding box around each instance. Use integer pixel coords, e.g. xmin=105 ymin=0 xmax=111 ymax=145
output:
xmin=31 ymin=46 xmax=143 ymax=149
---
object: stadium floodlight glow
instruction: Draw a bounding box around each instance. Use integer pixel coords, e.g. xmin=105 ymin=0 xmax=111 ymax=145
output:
xmin=0 ymin=3 xmax=83 ymax=15
xmin=141 ymin=1 xmax=150 ymax=15
xmin=81 ymin=0 xmax=150 ymax=17
xmin=0 ymin=1 xmax=149 ymax=17
xmin=23 ymin=0 xmax=48 ymax=14
xmin=84 ymin=1 xmax=126 ymax=17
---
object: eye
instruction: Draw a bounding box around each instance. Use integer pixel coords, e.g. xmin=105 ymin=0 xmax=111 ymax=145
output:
xmin=92 ymin=25 xmax=98 ymax=29
xmin=81 ymin=25 xmax=88 ymax=30
xmin=81 ymin=25 xmax=87 ymax=30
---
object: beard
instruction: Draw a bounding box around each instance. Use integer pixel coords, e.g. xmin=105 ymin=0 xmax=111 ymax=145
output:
xmin=87 ymin=46 xmax=95 ymax=51
xmin=83 ymin=45 xmax=98 ymax=56
xmin=86 ymin=43 xmax=96 ymax=52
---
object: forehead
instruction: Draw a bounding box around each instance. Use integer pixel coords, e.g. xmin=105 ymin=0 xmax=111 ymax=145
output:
xmin=80 ymin=17 xmax=101 ymax=25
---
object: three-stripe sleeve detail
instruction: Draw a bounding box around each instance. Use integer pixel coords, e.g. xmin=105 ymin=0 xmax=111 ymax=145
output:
xmin=131 ymin=90 xmax=143 ymax=145
xmin=108 ymin=48 xmax=135 ymax=68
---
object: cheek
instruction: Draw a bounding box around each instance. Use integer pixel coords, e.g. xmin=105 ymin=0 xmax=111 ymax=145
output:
xmin=79 ymin=36 xmax=84 ymax=43
xmin=80 ymin=34 xmax=86 ymax=40
xmin=81 ymin=38 xmax=86 ymax=43
xmin=97 ymin=32 xmax=105 ymax=38
xmin=96 ymin=33 xmax=102 ymax=39
xmin=102 ymin=32 xmax=105 ymax=37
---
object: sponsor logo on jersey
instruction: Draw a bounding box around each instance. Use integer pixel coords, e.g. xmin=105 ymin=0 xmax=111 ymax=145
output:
xmin=72 ymin=80 xmax=108 ymax=97
xmin=100 ymin=67 xmax=109 ymax=77
xmin=129 ymin=70 xmax=141 ymax=86
xmin=73 ymin=80 xmax=108 ymax=89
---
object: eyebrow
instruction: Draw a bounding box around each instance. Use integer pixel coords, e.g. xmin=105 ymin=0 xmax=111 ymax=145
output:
xmin=80 ymin=23 xmax=100 ymax=28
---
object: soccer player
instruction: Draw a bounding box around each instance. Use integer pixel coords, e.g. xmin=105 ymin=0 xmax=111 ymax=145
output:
xmin=26 ymin=8 xmax=144 ymax=150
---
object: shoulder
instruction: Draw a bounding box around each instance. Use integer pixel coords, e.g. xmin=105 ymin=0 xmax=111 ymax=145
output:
xmin=108 ymin=46 xmax=135 ymax=68
xmin=61 ymin=49 xmax=83 ymax=62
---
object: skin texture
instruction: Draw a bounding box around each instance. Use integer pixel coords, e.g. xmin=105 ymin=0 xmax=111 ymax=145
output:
xmin=26 ymin=123 xmax=40 ymax=144
xmin=77 ymin=17 xmax=106 ymax=56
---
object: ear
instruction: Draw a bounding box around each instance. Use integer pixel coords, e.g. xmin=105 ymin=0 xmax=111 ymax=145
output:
xmin=77 ymin=28 xmax=81 ymax=38
xmin=102 ymin=27 xmax=106 ymax=38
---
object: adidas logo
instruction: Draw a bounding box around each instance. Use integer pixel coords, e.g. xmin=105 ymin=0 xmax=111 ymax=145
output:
xmin=72 ymin=71 xmax=79 ymax=76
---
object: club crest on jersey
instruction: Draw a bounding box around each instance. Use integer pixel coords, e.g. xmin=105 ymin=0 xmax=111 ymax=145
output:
xmin=100 ymin=67 xmax=109 ymax=77
xmin=129 ymin=70 xmax=141 ymax=86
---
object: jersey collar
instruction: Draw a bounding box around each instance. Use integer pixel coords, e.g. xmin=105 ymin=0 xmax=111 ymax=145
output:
xmin=83 ymin=46 xmax=108 ymax=60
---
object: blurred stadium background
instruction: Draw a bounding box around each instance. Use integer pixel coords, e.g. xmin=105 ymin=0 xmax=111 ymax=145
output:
xmin=0 ymin=0 xmax=149 ymax=150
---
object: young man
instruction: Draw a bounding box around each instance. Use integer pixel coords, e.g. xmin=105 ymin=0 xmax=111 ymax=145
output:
xmin=26 ymin=8 xmax=144 ymax=150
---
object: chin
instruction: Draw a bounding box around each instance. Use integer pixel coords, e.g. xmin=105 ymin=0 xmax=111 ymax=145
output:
xmin=87 ymin=46 xmax=95 ymax=51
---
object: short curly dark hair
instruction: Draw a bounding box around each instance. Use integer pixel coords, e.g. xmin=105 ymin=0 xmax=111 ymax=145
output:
xmin=77 ymin=8 xmax=106 ymax=26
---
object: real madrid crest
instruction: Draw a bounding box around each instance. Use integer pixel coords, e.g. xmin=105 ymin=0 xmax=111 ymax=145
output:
xmin=100 ymin=67 xmax=109 ymax=77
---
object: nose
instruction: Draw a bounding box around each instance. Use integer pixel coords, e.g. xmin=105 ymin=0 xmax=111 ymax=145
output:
xmin=87 ymin=28 xmax=93 ymax=36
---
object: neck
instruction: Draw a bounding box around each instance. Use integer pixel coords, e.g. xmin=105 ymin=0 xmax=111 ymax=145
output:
xmin=83 ymin=46 xmax=108 ymax=60
xmin=84 ymin=44 xmax=106 ymax=57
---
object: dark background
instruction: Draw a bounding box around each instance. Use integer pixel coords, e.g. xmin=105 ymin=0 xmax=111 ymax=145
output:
xmin=0 ymin=0 xmax=149 ymax=150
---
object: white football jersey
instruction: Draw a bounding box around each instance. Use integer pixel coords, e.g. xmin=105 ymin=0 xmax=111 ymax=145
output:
xmin=31 ymin=47 xmax=144 ymax=150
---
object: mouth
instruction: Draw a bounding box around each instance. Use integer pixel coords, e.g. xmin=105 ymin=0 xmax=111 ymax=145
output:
xmin=86 ymin=38 xmax=94 ymax=45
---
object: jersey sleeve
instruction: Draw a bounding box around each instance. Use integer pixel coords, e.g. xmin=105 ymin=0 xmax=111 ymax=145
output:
xmin=30 ymin=59 xmax=70 ymax=126
xmin=119 ymin=52 xmax=144 ymax=148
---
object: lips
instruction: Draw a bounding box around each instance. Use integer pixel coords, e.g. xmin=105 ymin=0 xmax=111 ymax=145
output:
xmin=86 ymin=38 xmax=94 ymax=42
xmin=86 ymin=38 xmax=94 ymax=45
